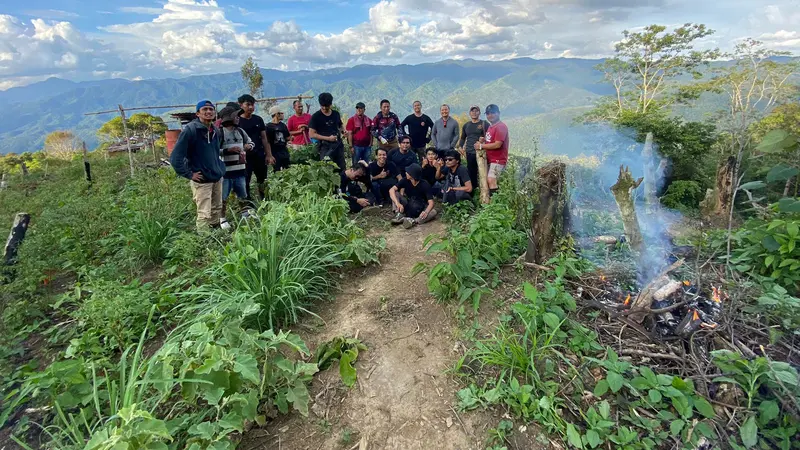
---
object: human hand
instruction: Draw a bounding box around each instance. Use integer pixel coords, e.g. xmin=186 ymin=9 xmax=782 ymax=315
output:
xmin=459 ymin=148 xmax=466 ymax=157
xmin=396 ymin=203 xmax=404 ymax=213
xmin=447 ymin=187 xmax=453 ymax=192
xmin=419 ymin=211 xmax=428 ymax=220
xmin=191 ymin=172 xmax=205 ymax=182
xmin=379 ymin=136 xmax=388 ymax=144
xmin=357 ymin=198 xmax=370 ymax=207
xmin=299 ymin=124 xmax=308 ymax=130
xmin=473 ymin=141 xmax=481 ymax=151
xmin=231 ymin=146 xmax=243 ymax=153
xmin=266 ymin=156 xmax=276 ymax=165
xmin=479 ymin=137 xmax=485 ymax=143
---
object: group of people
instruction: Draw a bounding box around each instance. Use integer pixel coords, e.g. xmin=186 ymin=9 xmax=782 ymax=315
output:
xmin=169 ymin=92 xmax=509 ymax=232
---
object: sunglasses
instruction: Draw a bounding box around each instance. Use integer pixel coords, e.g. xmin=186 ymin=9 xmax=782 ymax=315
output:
xmin=445 ymin=157 xmax=455 ymax=161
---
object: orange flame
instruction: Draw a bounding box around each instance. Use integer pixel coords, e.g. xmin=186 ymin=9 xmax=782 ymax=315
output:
xmin=692 ymin=310 xmax=700 ymax=321
xmin=683 ymin=280 xmax=691 ymax=286
xmin=711 ymin=286 xmax=723 ymax=303
xmin=623 ymin=293 xmax=631 ymax=306
xmin=600 ymin=275 xmax=606 ymax=282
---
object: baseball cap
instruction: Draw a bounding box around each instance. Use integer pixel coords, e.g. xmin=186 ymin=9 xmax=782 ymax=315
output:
xmin=196 ymin=99 xmax=214 ymax=111
xmin=269 ymin=105 xmax=283 ymax=117
xmin=485 ymin=104 xmax=500 ymax=114
xmin=355 ymin=102 xmax=366 ymax=109
xmin=469 ymin=105 xmax=480 ymax=112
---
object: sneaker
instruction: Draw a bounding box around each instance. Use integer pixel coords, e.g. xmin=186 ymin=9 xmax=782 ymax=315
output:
xmin=402 ymin=217 xmax=417 ymax=229
xmin=391 ymin=213 xmax=405 ymax=225
xmin=220 ymin=219 xmax=232 ymax=231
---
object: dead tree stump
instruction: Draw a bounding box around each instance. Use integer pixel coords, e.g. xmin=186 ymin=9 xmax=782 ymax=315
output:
xmin=700 ymin=156 xmax=736 ymax=221
xmin=4 ymin=213 xmax=31 ymax=265
xmin=476 ymin=148 xmax=490 ymax=204
xmin=642 ymin=132 xmax=659 ymax=212
xmin=526 ymin=161 xmax=566 ymax=264
xmin=610 ymin=165 xmax=644 ymax=253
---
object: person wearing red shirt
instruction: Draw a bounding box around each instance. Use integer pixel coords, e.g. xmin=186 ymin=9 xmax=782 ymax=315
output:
xmin=287 ymin=100 xmax=311 ymax=148
xmin=346 ymin=102 xmax=373 ymax=166
xmin=474 ymin=104 xmax=508 ymax=194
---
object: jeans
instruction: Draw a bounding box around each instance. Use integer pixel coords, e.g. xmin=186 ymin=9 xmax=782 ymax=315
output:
xmin=222 ymin=176 xmax=248 ymax=200
xmin=190 ymin=179 xmax=223 ymax=231
xmin=443 ymin=189 xmax=472 ymax=205
xmin=318 ymin=140 xmax=346 ymax=173
xmin=353 ymin=145 xmax=372 ymax=166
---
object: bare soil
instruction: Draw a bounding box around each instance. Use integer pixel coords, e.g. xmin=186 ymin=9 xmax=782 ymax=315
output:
xmin=241 ymin=217 xmax=503 ymax=450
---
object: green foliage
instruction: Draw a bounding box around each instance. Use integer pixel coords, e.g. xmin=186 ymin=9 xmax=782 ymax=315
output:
xmin=240 ymin=56 xmax=264 ymax=97
xmin=289 ymin=144 xmax=319 ymax=165
xmin=268 ymin=160 xmax=339 ymax=203
xmin=315 ymin=336 xmax=367 ymax=388
xmin=661 ymin=180 xmax=703 ymax=209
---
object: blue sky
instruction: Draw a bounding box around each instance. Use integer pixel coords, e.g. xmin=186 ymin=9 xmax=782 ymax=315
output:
xmin=0 ymin=0 xmax=797 ymax=89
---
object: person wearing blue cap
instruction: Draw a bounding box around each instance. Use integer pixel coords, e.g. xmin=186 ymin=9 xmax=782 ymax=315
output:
xmin=170 ymin=99 xmax=227 ymax=232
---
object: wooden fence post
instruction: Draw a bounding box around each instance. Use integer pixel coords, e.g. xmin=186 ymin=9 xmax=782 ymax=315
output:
xmin=118 ymin=105 xmax=135 ymax=177
xmin=4 ymin=213 xmax=31 ymax=265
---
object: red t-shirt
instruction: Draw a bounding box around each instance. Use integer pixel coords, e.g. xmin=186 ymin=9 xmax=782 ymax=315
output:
xmin=287 ymin=113 xmax=311 ymax=145
xmin=346 ymin=114 xmax=373 ymax=147
xmin=485 ymin=121 xmax=509 ymax=165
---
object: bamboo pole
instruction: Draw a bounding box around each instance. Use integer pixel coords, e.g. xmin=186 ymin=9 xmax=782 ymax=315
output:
xmin=118 ymin=105 xmax=135 ymax=177
xmin=476 ymin=148 xmax=490 ymax=204
xmin=84 ymin=95 xmax=314 ymax=116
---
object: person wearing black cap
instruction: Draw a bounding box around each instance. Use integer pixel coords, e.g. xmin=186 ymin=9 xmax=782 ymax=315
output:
xmin=218 ymin=105 xmax=254 ymax=222
xmin=389 ymin=163 xmax=437 ymax=229
xmin=458 ymin=105 xmax=490 ymax=189
xmin=475 ymin=104 xmax=509 ymax=194
xmin=309 ymin=92 xmax=346 ymax=172
xmin=170 ymin=99 xmax=227 ymax=232
xmin=346 ymin=102 xmax=373 ymax=166
xmin=442 ymin=150 xmax=472 ymax=205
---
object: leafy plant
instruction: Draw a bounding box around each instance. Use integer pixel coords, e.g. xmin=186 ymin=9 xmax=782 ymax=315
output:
xmin=315 ymin=336 xmax=367 ymax=387
xmin=289 ymin=144 xmax=319 ymax=165
xmin=661 ymin=180 xmax=703 ymax=210
xmin=268 ymin=160 xmax=339 ymax=203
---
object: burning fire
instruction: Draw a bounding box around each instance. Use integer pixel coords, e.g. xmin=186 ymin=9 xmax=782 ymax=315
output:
xmin=600 ymin=275 xmax=606 ymax=282
xmin=683 ymin=280 xmax=691 ymax=286
xmin=623 ymin=293 xmax=631 ymax=306
xmin=711 ymin=286 xmax=725 ymax=303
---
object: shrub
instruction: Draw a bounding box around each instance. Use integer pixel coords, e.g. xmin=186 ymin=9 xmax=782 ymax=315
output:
xmin=661 ymin=180 xmax=703 ymax=210
xmin=289 ymin=144 xmax=319 ymax=165
xmin=268 ymin=160 xmax=340 ymax=203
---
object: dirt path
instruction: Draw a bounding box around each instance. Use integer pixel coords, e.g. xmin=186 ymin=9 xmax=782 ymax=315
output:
xmin=243 ymin=217 xmax=491 ymax=449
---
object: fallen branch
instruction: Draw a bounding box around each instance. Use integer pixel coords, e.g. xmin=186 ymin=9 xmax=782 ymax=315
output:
xmin=619 ymin=348 xmax=684 ymax=362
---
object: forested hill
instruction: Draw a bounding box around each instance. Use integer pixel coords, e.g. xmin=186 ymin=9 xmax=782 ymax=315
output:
xmin=0 ymin=58 xmax=613 ymax=154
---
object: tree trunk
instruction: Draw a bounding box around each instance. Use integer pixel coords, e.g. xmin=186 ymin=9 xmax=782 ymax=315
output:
xmin=784 ymin=176 xmax=795 ymax=198
xmin=610 ymin=165 xmax=644 ymax=253
xmin=0 ymin=173 xmax=6 ymax=190
xmin=642 ymin=132 xmax=659 ymax=212
xmin=20 ymin=162 xmax=28 ymax=177
xmin=526 ymin=161 xmax=567 ymax=264
xmin=476 ymin=148 xmax=490 ymax=204
xmin=82 ymin=142 xmax=92 ymax=183
xmin=700 ymin=156 xmax=736 ymax=220
xmin=4 ymin=213 xmax=31 ymax=265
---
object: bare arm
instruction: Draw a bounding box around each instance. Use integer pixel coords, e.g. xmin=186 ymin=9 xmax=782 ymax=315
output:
xmin=309 ymin=128 xmax=335 ymax=142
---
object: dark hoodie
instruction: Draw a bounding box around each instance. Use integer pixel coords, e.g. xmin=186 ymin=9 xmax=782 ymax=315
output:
xmin=170 ymin=118 xmax=226 ymax=183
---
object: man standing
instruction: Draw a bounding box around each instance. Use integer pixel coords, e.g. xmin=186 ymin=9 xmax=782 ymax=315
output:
xmin=442 ymin=150 xmax=473 ymax=205
xmin=458 ymin=105 xmax=490 ymax=189
xmin=309 ymin=92 xmax=346 ymax=173
xmin=388 ymin=136 xmax=419 ymax=178
xmin=401 ymin=100 xmax=434 ymax=161
xmin=475 ymin=104 xmax=509 ymax=194
xmin=287 ymin=100 xmax=311 ymax=148
xmin=389 ymin=164 xmax=437 ymax=229
xmin=371 ymin=99 xmax=402 ymax=152
xmin=237 ymin=94 xmax=274 ymax=201
xmin=346 ymin=102 xmax=373 ymax=166
xmin=266 ymin=105 xmax=291 ymax=172
xmin=170 ymin=100 xmax=227 ymax=232
xmin=431 ymin=104 xmax=459 ymax=157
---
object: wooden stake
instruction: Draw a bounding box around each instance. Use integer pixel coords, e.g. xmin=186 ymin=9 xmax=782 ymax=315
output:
xmin=610 ymin=165 xmax=644 ymax=253
xmin=118 ymin=105 xmax=135 ymax=177
xmin=475 ymin=148 xmax=490 ymax=204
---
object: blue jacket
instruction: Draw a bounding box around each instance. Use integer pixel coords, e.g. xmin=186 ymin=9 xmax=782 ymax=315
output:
xmin=170 ymin=118 xmax=226 ymax=183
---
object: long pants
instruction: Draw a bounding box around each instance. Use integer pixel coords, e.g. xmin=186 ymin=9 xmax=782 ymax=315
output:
xmin=379 ymin=138 xmax=399 ymax=152
xmin=372 ymin=178 xmax=397 ymax=204
xmin=274 ymin=151 xmax=291 ymax=172
xmin=245 ymin=152 xmax=267 ymax=200
xmin=443 ymin=189 xmax=472 ymax=205
xmin=318 ymin=141 xmax=346 ymax=173
xmin=398 ymin=196 xmax=437 ymax=222
xmin=465 ymin=152 xmax=482 ymax=191
xmin=222 ymin=176 xmax=247 ymax=200
xmin=353 ymin=145 xmax=372 ymax=166
xmin=190 ymin=179 xmax=223 ymax=231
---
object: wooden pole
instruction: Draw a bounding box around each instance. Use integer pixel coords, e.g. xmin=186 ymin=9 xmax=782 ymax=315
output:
xmin=82 ymin=141 xmax=92 ymax=183
xmin=118 ymin=105 xmax=135 ymax=177
xmin=476 ymin=148 xmax=490 ymax=204
xmin=4 ymin=213 xmax=31 ymax=265
xmin=642 ymin=132 xmax=659 ymax=212
xmin=610 ymin=165 xmax=644 ymax=253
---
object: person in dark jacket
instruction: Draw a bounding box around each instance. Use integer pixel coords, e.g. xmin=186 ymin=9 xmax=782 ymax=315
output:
xmin=371 ymin=99 xmax=402 ymax=152
xmin=170 ymin=99 xmax=227 ymax=232
xmin=388 ymin=135 xmax=419 ymax=178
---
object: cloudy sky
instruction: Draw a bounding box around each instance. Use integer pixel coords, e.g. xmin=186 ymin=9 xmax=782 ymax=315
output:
xmin=0 ymin=0 xmax=797 ymax=89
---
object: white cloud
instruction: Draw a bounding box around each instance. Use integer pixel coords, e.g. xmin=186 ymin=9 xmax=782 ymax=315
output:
xmin=0 ymin=0 xmax=797 ymax=89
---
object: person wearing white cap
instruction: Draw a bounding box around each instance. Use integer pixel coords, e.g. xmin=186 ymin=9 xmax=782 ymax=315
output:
xmin=266 ymin=105 xmax=291 ymax=172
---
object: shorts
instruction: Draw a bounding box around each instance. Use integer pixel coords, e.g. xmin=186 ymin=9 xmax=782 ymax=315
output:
xmin=488 ymin=163 xmax=506 ymax=179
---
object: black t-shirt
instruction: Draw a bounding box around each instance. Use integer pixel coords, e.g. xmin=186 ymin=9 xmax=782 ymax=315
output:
xmin=445 ymin=165 xmax=471 ymax=189
xmin=309 ymin=110 xmax=343 ymax=138
xmin=421 ymin=164 xmax=437 ymax=185
xmin=238 ymin=114 xmax=267 ymax=156
xmin=397 ymin=178 xmax=432 ymax=204
xmin=266 ymin=121 xmax=290 ymax=155
xmin=368 ymin=161 xmax=399 ymax=180
xmin=401 ymin=114 xmax=434 ymax=148
xmin=460 ymin=120 xmax=490 ymax=154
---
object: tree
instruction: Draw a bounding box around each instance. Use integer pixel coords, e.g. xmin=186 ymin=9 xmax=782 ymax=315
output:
xmin=588 ymin=23 xmax=719 ymax=121
xmin=44 ymin=130 xmax=80 ymax=160
xmin=97 ymin=113 xmax=167 ymax=151
xmin=753 ymin=104 xmax=800 ymax=196
xmin=241 ymin=56 xmax=264 ymax=98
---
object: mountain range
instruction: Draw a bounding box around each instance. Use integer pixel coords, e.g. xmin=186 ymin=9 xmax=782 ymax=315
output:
xmin=0 ymin=58 xmax=616 ymax=155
